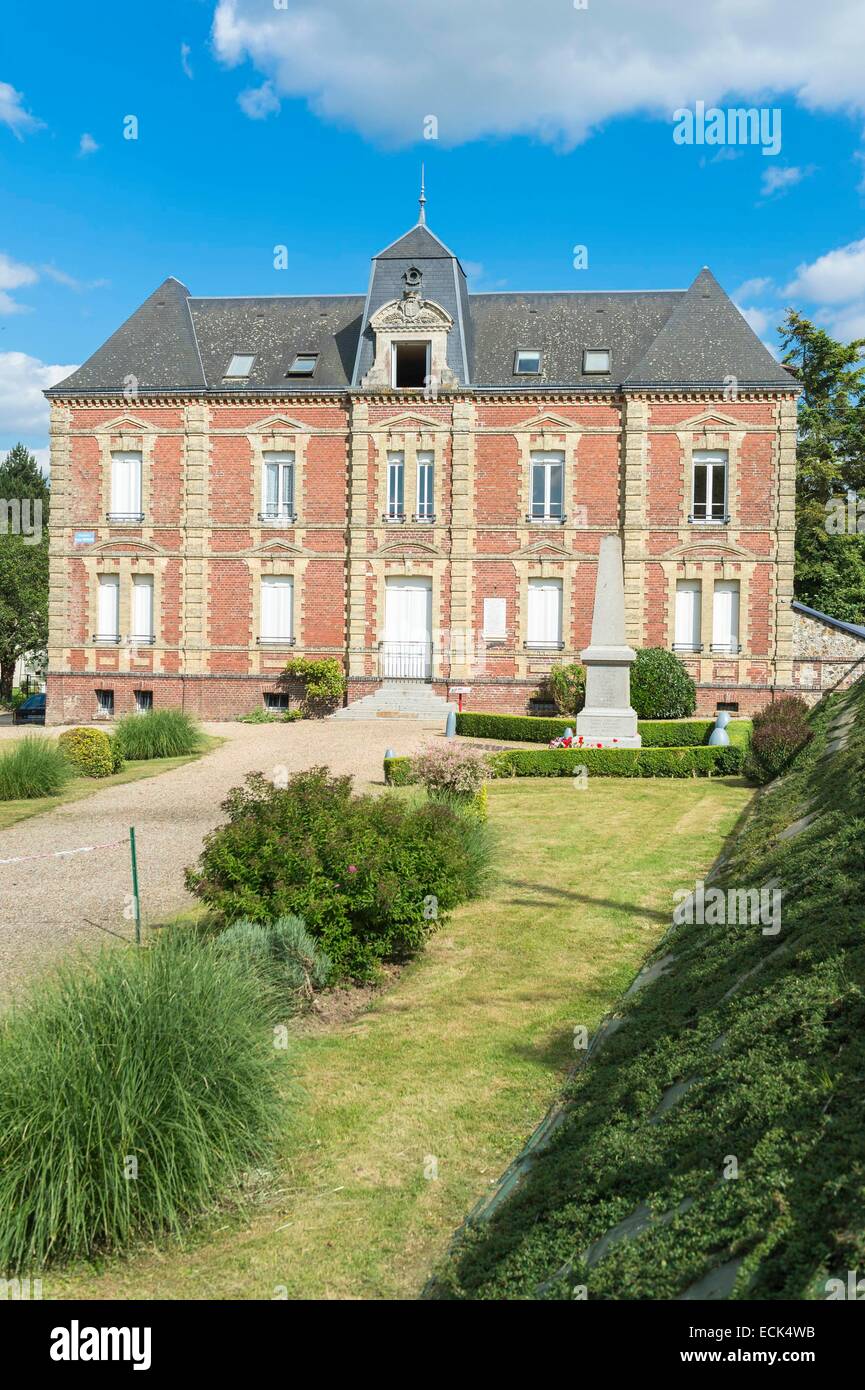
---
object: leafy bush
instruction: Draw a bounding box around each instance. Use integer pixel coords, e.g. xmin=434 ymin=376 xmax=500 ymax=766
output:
xmin=746 ymin=695 xmax=814 ymax=785
xmin=282 ymin=657 xmax=346 ymax=714
xmin=384 ymin=756 xmax=416 ymax=786
xmin=630 ymin=648 xmax=697 ymax=720
xmin=216 ymin=915 xmax=332 ymax=1012
xmin=114 ymin=708 xmax=203 ymax=760
xmin=57 ymin=726 xmax=121 ymax=778
xmin=487 ymin=745 xmax=744 ymax=778
xmin=186 ymin=767 xmax=495 ymax=980
xmin=545 ymin=662 xmax=586 ymax=717
xmin=0 ymin=736 xmax=72 ymax=800
xmin=413 ymin=742 xmax=487 ymax=797
xmin=238 ymin=707 xmax=304 ymax=724
xmin=0 ymin=930 xmax=282 ymax=1268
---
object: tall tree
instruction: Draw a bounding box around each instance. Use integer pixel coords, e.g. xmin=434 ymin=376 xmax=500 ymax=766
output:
xmin=0 ymin=444 xmax=50 ymax=699
xmin=780 ymin=311 xmax=865 ymax=624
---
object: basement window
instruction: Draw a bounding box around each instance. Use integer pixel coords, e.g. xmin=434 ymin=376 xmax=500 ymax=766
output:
xmin=264 ymin=691 xmax=289 ymax=712
xmin=95 ymin=688 xmax=114 ymax=718
xmin=583 ymin=348 xmax=611 ymax=374
xmin=134 ymin=690 xmax=153 ymax=713
xmin=224 ymin=353 xmax=255 ymax=380
xmin=393 ymin=340 xmax=430 ymax=388
xmin=286 ymin=353 xmax=318 ymax=377
xmin=514 ymin=350 xmax=541 ymax=375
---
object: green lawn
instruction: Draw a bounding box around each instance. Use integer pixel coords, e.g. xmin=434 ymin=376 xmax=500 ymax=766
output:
xmin=0 ymin=736 xmax=221 ymax=832
xmin=46 ymin=774 xmax=752 ymax=1301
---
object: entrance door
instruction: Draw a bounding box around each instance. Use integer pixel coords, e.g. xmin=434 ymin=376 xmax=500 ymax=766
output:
xmin=383 ymin=578 xmax=432 ymax=678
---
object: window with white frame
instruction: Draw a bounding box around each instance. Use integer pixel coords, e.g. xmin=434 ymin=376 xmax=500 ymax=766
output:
xmin=260 ymin=577 xmax=294 ymax=644
xmin=712 ymin=580 xmax=740 ymax=652
xmin=583 ymin=348 xmax=610 ymax=374
xmin=514 ymin=350 xmax=541 ymax=375
xmin=109 ymin=450 xmax=143 ymax=521
xmin=225 ymin=354 xmax=255 ymax=380
xmin=386 ymin=451 xmax=405 ymax=520
xmin=530 ymin=451 xmax=564 ymax=522
xmin=674 ymin=580 xmax=702 ymax=651
xmin=415 ymin=451 xmax=434 ymax=521
xmin=692 ymin=450 xmax=728 ymax=523
xmin=96 ymin=575 xmax=120 ymax=642
xmin=285 ymin=354 xmax=318 ymax=378
xmin=130 ymin=576 xmax=154 ymax=643
xmin=526 ymin=578 xmax=563 ymax=648
xmin=262 ymin=451 xmax=295 ymax=520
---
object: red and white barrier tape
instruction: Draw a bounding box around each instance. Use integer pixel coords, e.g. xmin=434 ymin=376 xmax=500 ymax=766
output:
xmin=0 ymin=837 xmax=128 ymax=867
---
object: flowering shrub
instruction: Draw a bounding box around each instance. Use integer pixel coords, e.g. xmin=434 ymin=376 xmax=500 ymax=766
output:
xmin=413 ymin=742 xmax=487 ymax=798
xmin=746 ymin=696 xmax=813 ymax=785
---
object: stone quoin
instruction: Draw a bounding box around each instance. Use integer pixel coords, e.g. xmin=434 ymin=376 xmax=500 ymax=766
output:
xmin=44 ymin=195 xmax=815 ymax=724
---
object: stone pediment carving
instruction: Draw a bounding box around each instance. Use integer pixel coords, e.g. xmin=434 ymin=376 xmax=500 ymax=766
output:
xmin=88 ymin=537 xmax=164 ymax=556
xmin=369 ymin=296 xmax=453 ymax=333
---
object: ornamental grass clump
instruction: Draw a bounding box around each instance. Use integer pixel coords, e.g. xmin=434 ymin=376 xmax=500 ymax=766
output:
xmin=0 ymin=736 xmax=72 ymax=800
xmin=413 ymin=741 xmax=489 ymax=816
xmin=216 ymin=915 xmax=332 ymax=1012
xmin=114 ymin=708 xmax=203 ymax=760
xmin=0 ymin=930 xmax=283 ymax=1269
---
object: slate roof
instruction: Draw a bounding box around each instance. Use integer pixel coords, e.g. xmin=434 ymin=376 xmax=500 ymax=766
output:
xmin=46 ymin=222 xmax=798 ymax=397
xmin=791 ymin=601 xmax=865 ymax=642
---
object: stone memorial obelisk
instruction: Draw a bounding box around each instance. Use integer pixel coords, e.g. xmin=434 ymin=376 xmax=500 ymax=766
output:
xmin=576 ymin=534 xmax=641 ymax=748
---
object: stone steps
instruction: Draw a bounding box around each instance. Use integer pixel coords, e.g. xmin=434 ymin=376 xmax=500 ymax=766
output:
xmin=331 ymin=684 xmax=456 ymax=721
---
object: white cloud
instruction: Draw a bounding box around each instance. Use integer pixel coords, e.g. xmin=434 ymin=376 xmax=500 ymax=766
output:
xmin=0 ymin=81 xmax=43 ymax=139
xmin=181 ymin=43 xmax=194 ymax=80
xmin=0 ymin=251 xmax=38 ymax=314
xmin=760 ymin=165 xmax=812 ymax=197
xmin=78 ymin=132 xmax=99 ymax=157
xmin=41 ymin=264 xmax=108 ymax=292
xmin=785 ymin=238 xmax=865 ymax=304
xmin=212 ymin=0 xmax=865 ymax=148
xmin=0 ymin=352 xmax=78 ymax=446
xmin=733 ymin=276 xmax=774 ymax=300
xmin=237 ymin=81 xmax=281 ymax=121
xmin=736 ymin=304 xmax=772 ymax=336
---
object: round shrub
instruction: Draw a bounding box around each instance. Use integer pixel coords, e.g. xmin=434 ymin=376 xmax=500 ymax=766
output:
xmin=0 ymin=930 xmax=283 ymax=1268
xmin=187 ymin=767 xmax=495 ymax=980
xmin=58 ymin=726 xmax=120 ymax=778
xmin=630 ymin=648 xmax=696 ymax=720
xmin=545 ymin=662 xmax=586 ymax=717
xmin=746 ymin=695 xmax=813 ymax=785
xmin=0 ymin=736 xmax=71 ymax=800
xmin=114 ymin=708 xmax=203 ymax=760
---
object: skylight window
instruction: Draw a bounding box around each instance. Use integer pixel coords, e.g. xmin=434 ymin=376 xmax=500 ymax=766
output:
xmin=286 ymin=354 xmax=319 ymax=377
xmin=583 ymin=348 xmax=611 ymax=374
xmin=514 ymin=350 xmax=541 ymax=375
xmin=224 ymin=354 xmax=255 ymax=379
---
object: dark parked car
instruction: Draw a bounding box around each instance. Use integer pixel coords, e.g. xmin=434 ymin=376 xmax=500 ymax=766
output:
xmin=13 ymin=693 xmax=46 ymax=725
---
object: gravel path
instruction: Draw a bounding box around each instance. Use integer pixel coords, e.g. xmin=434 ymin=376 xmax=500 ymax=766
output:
xmin=0 ymin=719 xmax=440 ymax=994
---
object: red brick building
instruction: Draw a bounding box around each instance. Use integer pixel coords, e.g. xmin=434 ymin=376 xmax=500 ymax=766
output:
xmin=44 ymin=211 xmax=801 ymax=723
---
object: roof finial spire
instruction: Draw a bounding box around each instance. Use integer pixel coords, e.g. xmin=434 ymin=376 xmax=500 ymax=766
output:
xmin=418 ymin=164 xmax=427 ymax=225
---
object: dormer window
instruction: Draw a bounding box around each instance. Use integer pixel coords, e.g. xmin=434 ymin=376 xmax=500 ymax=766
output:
xmin=286 ymin=353 xmax=318 ymax=377
xmin=225 ymin=354 xmax=255 ymax=380
xmin=514 ymin=350 xmax=541 ymax=375
xmin=583 ymin=348 xmax=611 ymax=374
xmin=393 ymin=340 xmax=430 ymax=388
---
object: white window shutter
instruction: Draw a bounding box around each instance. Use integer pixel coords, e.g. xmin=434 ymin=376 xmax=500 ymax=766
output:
xmin=712 ymin=581 xmax=740 ymax=650
xmin=261 ymin=578 xmax=292 ymax=640
xmin=675 ymin=581 xmax=701 ymax=648
xmin=528 ymin=579 xmax=562 ymax=645
xmin=97 ymin=577 xmax=119 ymax=638
xmin=132 ymin=577 xmax=153 ymax=638
xmin=110 ymin=451 xmax=141 ymax=516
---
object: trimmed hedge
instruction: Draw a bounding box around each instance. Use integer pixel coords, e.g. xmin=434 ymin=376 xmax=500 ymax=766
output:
xmin=385 ymin=743 xmax=744 ymax=783
xmin=487 ymin=745 xmax=744 ymax=778
xmin=454 ymin=711 xmax=750 ymax=748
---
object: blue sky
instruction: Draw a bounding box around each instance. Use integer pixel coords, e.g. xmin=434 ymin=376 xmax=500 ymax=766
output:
xmin=3 ymin=0 xmax=865 ymax=465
